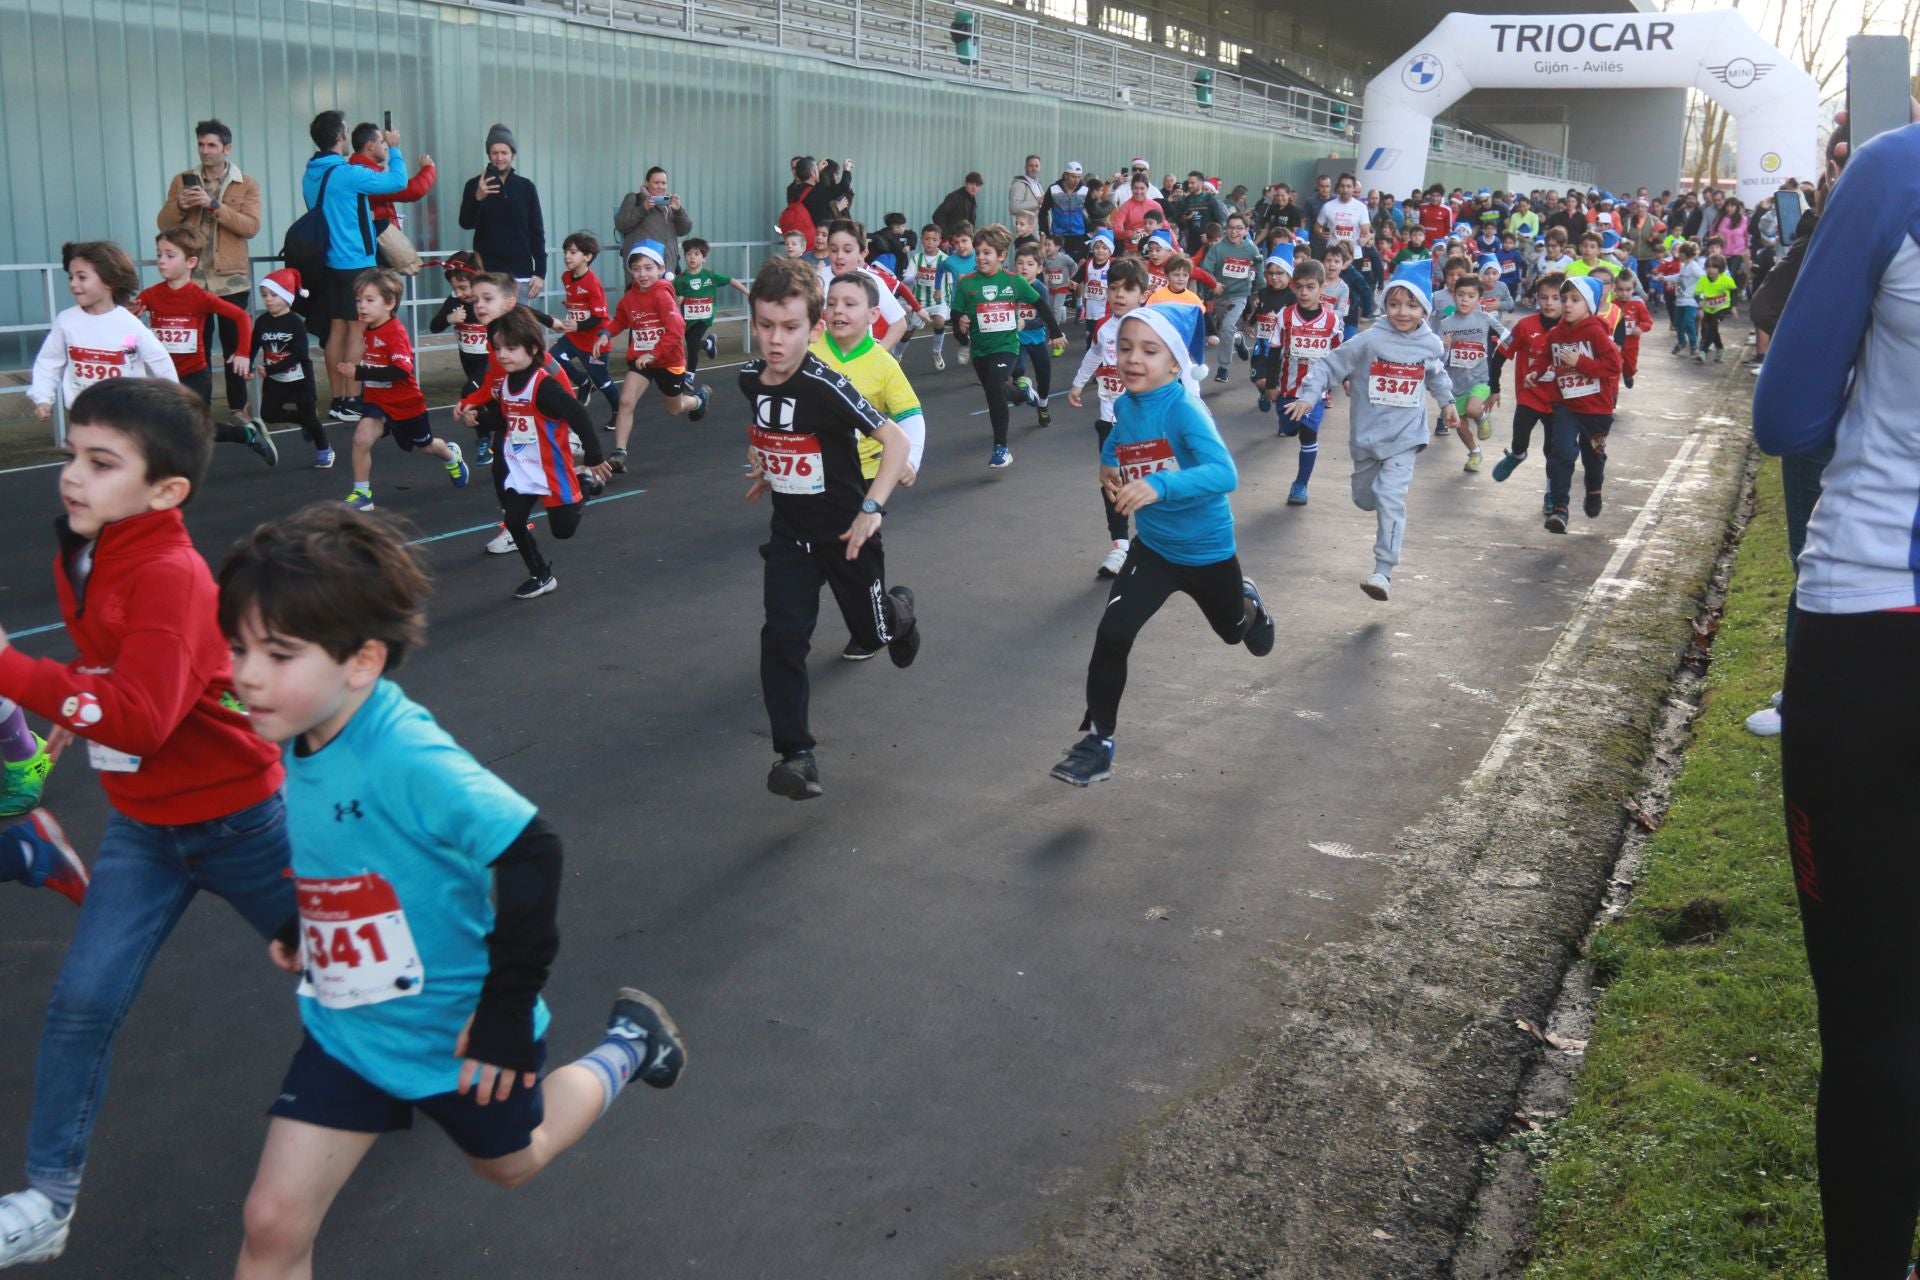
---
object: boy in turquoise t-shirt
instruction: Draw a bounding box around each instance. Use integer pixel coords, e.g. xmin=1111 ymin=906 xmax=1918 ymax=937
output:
xmin=674 ymin=236 xmax=749 ymax=384
xmin=217 ymin=505 xmax=687 ymax=1277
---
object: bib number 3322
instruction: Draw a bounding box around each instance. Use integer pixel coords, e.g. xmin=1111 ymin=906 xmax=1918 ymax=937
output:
xmin=295 ymin=871 xmax=425 ymax=1010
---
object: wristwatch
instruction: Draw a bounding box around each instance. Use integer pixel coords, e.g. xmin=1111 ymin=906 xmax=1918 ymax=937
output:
xmin=859 ymin=498 xmax=887 ymax=516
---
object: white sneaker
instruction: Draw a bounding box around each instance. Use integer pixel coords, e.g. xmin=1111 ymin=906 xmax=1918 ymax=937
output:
xmin=484 ymin=527 xmax=517 ymax=555
xmin=0 ymin=1190 xmax=72 ymax=1265
xmin=933 ymin=352 xmax=946 ymax=372
xmin=1360 ymin=573 xmax=1391 ymax=601
xmin=1744 ymin=690 xmax=1783 ymax=737
xmin=1097 ymin=545 xmax=1128 ymax=577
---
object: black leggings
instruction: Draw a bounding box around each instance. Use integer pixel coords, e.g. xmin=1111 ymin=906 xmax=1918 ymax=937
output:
xmin=972 ymin=351 xmax=1021 ymax=446
xmin=1094 ymin=420 xmax=1128 ymax=542
xmin=684 ymin=320 xmax=711 ymax=374
xmin=760 ymin=531 xmax=909 ymax=756
xmin=1510 ymin=404 xmax=1552 ymax=456
xmin=1082 ymin=539 xmax=1251 ymax=737
xmin=501 ymin=489 xmax=584 ymax=578
xmin=1781 ymin=609 xmax=1920 ymax=1280
xmin=1700 ymin=310 xmax=1726 ymax=352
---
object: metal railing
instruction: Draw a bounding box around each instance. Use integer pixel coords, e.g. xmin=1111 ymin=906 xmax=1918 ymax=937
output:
xmin=1431 ymin=126 xmax=1597 ymax=187
xmin=3 ymin=240 xmax=771 ymax=446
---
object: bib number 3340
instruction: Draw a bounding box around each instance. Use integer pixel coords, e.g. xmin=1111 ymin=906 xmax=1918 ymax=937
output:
xmin=295 ymin=871 xmax=425 ymax=1010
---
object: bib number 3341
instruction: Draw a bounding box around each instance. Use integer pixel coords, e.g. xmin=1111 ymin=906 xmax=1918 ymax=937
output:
xmin=295 ymin=871 xmax=425 ymax=1010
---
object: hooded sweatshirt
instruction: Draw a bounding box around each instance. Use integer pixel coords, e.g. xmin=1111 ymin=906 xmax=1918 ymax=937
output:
xmin=1294 ymin=321 xmax=1452 ymax=460
xmin=1546 ymin=313 xmax=1623 ymax=415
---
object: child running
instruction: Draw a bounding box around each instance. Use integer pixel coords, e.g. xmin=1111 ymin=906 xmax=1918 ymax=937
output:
xmin=30 ymin=241 xmax=178 ymax=424
xmin=1435 ymin=273 xmax=1506 ymax=472
xmin=951 ymin=225 xmax=1062 ymax=469
xmin=1075 ymin=229 xmax=1116 ymax=349
xmin=677 ymin=237 xmax=750 ymax=384
xmin=600 ymin=240 xmax=712 ymax=475
xmin=1487 ymin=272 xmax=1566 ymax=485
xmin=1611 ymin=269 xmax=1653 ymax=389
xmin=550 ymin=231 xmax=622 ymax=424
xmin=1242 ymin=246 xmax=1296 ymax=414
xmin=1011 ymin=244 xmax=1060 ymax=426
xmin=1694 ymin=252 xmax=1736 ymax=363
xmin=217 ymin=505 xmax=684 ymax=1280
xmin=739 ymin=258 xmax=922 ymax=800
xmin=1669 ymin=242 xmax=1703 ymax=358
xmin=1285 ymin=263 xmax=1457 ymax=601
xmin=428 ymin=252 xmax=491 ymax=397
xmin=1050 ymin=303 xmax=1275 ymax=787
xmin=1542 ymin=275 xmax=1623 ymax=533
xmin=338 ymin=269 xmax=470 ymax=511
xmin=250 ymin=269 xmax=333 ymax=468
xmin=137 ymin=227 xmax=277 ymax=465
xmin=907 ymin=225 xmax=954 ymax=370
xmin=0 ymin=379 xmax=294 ymax=1268
xmin=1269 ymin=257 xmax=1340 ymax=505
xmin=1068 ymin=256 xmax=1150 ymax=577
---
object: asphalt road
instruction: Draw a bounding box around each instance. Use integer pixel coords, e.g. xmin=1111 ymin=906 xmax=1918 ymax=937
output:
xmin=0 ymin=320 xmax=1736 ymax=1277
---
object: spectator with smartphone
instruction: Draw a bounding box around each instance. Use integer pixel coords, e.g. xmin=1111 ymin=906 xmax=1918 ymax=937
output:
xmin=348 ymin=118 xmax=435 ymax=273
xmin=155 ymin=119 xmax=260 ymax=431
xmin=615 ymin=166 xmax=693 ymax=272
xmin=459 ymin=124 xmax=547 ymax=302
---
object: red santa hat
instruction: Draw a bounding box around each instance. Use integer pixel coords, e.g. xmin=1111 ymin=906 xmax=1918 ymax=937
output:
xmin=261 ymin=268 xmax=307 ymax=305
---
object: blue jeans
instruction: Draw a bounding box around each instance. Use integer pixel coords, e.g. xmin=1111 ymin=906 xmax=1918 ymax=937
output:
xmin=1675 ymin=306 xmax=1699 ymax=349
xmin=1781 ymin=447 xmax=1834 ymax=659
xmin=24 ymin=793 xmax=293 ymax=1200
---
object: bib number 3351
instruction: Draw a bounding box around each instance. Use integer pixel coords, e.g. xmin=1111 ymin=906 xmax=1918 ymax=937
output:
xmin=295 ymin=871 xmax=425 ymax=1010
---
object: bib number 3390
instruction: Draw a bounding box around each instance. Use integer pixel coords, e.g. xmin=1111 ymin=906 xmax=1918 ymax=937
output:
xmin=295 ymin=871 xmax=425 ymax=1010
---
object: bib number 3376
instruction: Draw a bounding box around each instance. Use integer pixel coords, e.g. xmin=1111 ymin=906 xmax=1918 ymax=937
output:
xmin=295 ymin=871 xmax=425 ymax=1010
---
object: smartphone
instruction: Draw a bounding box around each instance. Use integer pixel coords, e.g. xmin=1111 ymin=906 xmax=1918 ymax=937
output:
xmin=383 ymin=109 xmax=392 ymax=131
xmin=180 ymin=172 xmax=201 ymax=189
xmin=1775 ymin=189 xmax=1804 ymax=244
xmin=1846 ymin=35 xmax=1912 ymax=151
xmin=651 ymin=193 xmax=669 ymax=207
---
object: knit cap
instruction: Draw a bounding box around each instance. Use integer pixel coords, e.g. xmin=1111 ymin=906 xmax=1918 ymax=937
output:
xmin=485 ymin=123 xmax=517 ymax=154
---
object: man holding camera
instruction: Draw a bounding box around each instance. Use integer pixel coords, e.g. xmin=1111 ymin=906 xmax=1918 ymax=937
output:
xmin=459 ymin=124 xmax=547 ymax=301
xmin=156 ymin=119 xmax=261 ymax=429
xmin=615 ymin=166 xmax=693 ymax=273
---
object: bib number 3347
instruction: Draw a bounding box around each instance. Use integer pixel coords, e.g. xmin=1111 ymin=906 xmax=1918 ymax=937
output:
xmin=295 ymin=871 xmax=425 ymax=1010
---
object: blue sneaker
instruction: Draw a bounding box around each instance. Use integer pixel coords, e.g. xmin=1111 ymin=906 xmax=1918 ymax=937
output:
xmin=702 ymin=332 xmax=717 ymax=359
xmin=313 ymin=447 xmax=335 ymax=469
xmin=1287 ymin=481 xmax=1309 ymax=506
xmin=1542 ymin=490 xmax=1554 ymax=518
xmin=1015 ymin=376 xmax=1039 ymax=408
xmin=1242 ymin=577 xmax=1275 ymax=657
xmin=1491 ymin=449 xmax=1526 ymax=482
xmin=444 ymin=441 xmax=470 ymax=488
xmin=688 ymin=383 xmax=712 ymax=422
xmin=1257 ymin=394 xmax=1272 ymax=414
xmin=988 ymin=445 xmax=1012 ymax=469
xmin=1049 ymin=734 xmax=1114 ymax=786
xmin=2 ymin=811 xmax=88 ymax=906
xmin=474 ymin=437 xmax=494 ymax=466
xmin=606 ymin=988 xmax=687 ymax=1088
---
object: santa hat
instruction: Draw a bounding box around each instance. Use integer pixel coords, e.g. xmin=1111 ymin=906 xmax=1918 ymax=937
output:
xmin=1120 ymin=304 xmax=1204 ymax=395
xmin=1090 ymin=229 xmax=1115 ymax=250
xmin=1564 ymin=275 xmax=1606 ymax=314
xmin=261 ymin=268 xmax=306 ymax=305
xmin=1146 ymin=228 xmax=1174 ymax=252
xmin=1476 ymin=254 xmax=1500 ymax=272
xmin=1264 ymin=243 xmax=1295 ymax=274
xmin=628 ymin=239 xmax=666 ymax=268
xmin=1383 ymin=262 xmax=1433 ymax=313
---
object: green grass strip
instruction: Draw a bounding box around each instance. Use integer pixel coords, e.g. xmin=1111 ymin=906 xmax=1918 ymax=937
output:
xmin=1526 ymin=458 xmax=1826 ymax=1279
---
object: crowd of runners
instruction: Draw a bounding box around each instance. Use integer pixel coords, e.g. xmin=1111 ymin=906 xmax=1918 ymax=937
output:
xmin=0 ymin=107 xmax=1752 ymax=1273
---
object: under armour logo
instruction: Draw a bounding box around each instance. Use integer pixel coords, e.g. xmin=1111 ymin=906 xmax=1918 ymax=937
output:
xmin=334 ymin=801 xmax=364 ymax=822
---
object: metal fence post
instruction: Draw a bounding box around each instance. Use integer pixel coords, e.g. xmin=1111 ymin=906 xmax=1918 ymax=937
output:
xmin=42 ymin=267 xmax=64 ymax=449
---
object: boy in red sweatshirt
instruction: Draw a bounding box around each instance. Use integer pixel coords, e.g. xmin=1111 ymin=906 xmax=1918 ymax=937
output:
xmin=1610 ymin=269 xmax=1654 ymax=389
xmin=137 ymin=226 xmax=278 ymax=466
xmin=1487 ymin=271 xmax=1565 ymax=487
xmin=597 ymin=239 xmax=710 ymax=476
xmin=1543 ymin=275 xmax=1623 ymax=534
xmin=0 ymin=379 xmax=295 ymax=1265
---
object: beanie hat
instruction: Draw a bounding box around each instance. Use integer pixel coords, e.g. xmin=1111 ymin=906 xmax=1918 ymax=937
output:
xmin=260 ymin=268 xmax=306 ymax=305
xmin=1120 ymin=304 xmax=1203 ymax=395
xmin=1564 ymin=274 xmax=1606 ymax=314
xmin=485 ymin=123 xmax=517 ymax=154
xmin=1383 ymin=262 xmax=1433 ymax=313
xmin=1264 ymin=243 xmax=1295 ymax=274
xmin=628 ymin=239 xmax=666 ymax=268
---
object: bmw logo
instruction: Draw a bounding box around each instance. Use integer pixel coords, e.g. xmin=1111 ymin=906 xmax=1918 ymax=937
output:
xmin=1402 ymin=53 xmax=1443 ymax=93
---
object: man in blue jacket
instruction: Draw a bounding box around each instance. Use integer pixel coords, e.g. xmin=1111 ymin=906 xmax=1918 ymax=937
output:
xmin=302 ymin=110 xmax=412 ymax=423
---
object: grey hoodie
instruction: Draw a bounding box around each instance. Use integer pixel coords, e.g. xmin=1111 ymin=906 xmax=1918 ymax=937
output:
xmin=1294 ymin=321 xmax=1452 ymax=460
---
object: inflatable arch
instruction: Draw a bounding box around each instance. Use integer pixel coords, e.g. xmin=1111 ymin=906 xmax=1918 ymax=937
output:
xmin=1358 ymin=10 xmax=1818 ymax=205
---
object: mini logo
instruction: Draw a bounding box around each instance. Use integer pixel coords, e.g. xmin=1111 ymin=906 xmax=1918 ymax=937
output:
xmin=61 ymin=692 xmax=102 ymax=728
xmin=333 ymin=800 xmax=364 ymax=822
xmin=754 ymin=395 xmax=795 ymax=432
xmin=1707 ymin=58 xmax=1771 ymax=89
xmin=1761 ymin=151 xmax=1782 ymax=173
xmin=1402 ymin=53 xmax=1444 ymax=93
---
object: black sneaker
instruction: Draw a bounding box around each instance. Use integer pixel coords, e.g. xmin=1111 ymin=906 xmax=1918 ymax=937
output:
xmin=702 ymin=332 xmax=717 ymax=359
xmin=609 ymin=447 xmax=628 ymax=474
xmin=606 ymin=988 xmax=687 ymax=1088
xmin=333 ymin=396 xmax=364 ymax=422
xmin=767 ymin=751 xmax=823 ymax=800
xmin=325 ymin=396 xmax=345 ymax=421
xmin=841 ymin=639 xmax=880 ymax=661
xmin=1049 ymin=734 xmax=1114 ymax=786
xmin=245 ymin=422 xmax=280 ymax=467
xmin=514 ymin=572 xmax=558 ymax=600
xmin=1037 ymin=405 xmax=1052 ymax=427
xmin=1542 ymin=490 xmax=1554 ymax=518
xmin=1241 ymin=577 xmax=1275 ymax=657
xmin=688 ymin=384 xmax=711 ymax=422
xmin=1584 ymin=489 xmax=1603 ymax=519
xmin=1544 ymin=508 xmax=1569 ymax=534
xmin=885 ymin=587 xmax=920 ymax=668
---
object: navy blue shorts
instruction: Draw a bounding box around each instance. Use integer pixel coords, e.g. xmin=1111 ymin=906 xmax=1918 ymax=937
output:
xmin=367 ymin=410 xmax=435 ymax=452
xmin=268 ymin=1032 xmax=548 ymax=1160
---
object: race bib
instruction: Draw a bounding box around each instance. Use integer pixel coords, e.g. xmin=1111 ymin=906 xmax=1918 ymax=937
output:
xmin=505 ymin=404 xmax=539 ymax=447
xmin=456 ymin=324 xmax=490 ymax=355
xmin=1221 ymin=258 xmax=1255 ymax=280
xmin=1558 ymin=374 xmax=1599 ymax=398
xmin=1084 ymin=279 xmax=1107 ymax=301
xmin=976 ymin=301 xmax=1017 ymax=333
xmin=1368 ymin=359 xmax=1423 ymax=408
xmin=1256 ymin=313 xmax=1281 ymax=342
xmin=682 ymin=297 xmax=714 ymax=321
xmin=86 ymin=742 xmax=142 ymax=773
xmin=750 ymin=426 xmax=825 ymax=495
xmin=295 ymin=872 xmax=426 ymax=1010
xmin=1290 ymin=331 xmax=1334 ymax=361
xmin=630 ymin=324 xmax=662 ymax=354
xmin=1114 ymin=437 xmax=1180 ymax=482
xmin=566 ymin=305 xmax=593 ymax=325
xmin=153 ymin=323 xmax=199 ymax=355
xmin=1449 ymin=339 xmax=1487 ymax=368
xmin=1097 ymin=370 xmax=1124 ymax=399
xmin=1045 ymin=269 xmax=1066 ymax=289
xmin=69 ymin=345 xmax=127 ymax=389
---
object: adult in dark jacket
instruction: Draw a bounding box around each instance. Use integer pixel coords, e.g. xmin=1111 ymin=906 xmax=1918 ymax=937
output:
xmin=931 ymin=173 xmax=982 ymax=239
xmin=1082 ymin=178 xmax=1114 ymax=233
xmin=615 ymin=166 xmax=693 ymax=270
xmin=787 ymin=156 xmax=854 ymax=231
xmin=458 ymin=124 xmax=546 ymax=299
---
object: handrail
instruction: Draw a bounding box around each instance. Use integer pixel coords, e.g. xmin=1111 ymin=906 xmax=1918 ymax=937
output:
xmin=1 ymin=241 xmax=771 ymax=447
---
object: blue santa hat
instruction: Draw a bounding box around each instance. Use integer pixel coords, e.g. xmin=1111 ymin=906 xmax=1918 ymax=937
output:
xmin=1090 ymin=228 xmax=1115 ymax=250
xmin=1264 ymin=242 xmax=1295 ymax=274
xmin=628 ymin=238 xmax=666 ymax=268
xmin=1564 ymin=274 xmax=1606 ymax=315
xmin=1119 ymin=304 xmax=1205 ymax=395
xmin=1293 ymin=229 xmax=1312 ymax=247
xmin=1383 ymin=261 xmax=1433 ymax=313
xmin=1476 ymin=254 xmax=1500 ymax=272
xmin=1146 ymin=228 xmax=1174 ymax=251
xmin=1599 ymin=230 xmax=1621 ymax=251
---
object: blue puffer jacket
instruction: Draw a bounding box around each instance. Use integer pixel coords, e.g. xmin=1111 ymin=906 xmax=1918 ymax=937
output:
xmin=302 ymin=149 xmax=411 ymax=271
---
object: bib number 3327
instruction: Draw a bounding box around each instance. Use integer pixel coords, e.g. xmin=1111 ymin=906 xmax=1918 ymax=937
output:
xmin=295 ymin=871 xmax=425 ymax=1010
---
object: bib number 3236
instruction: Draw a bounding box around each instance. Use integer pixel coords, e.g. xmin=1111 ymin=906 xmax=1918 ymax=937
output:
xmin=295 ymin=871 xmax=425 ymax=1010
